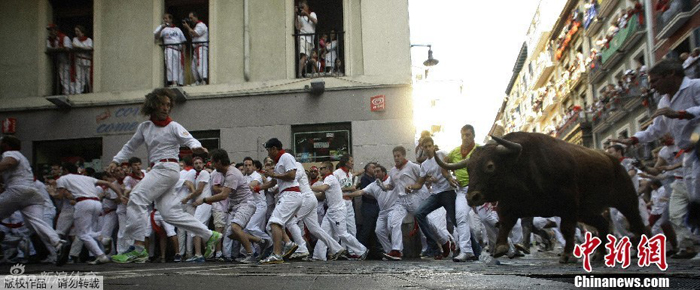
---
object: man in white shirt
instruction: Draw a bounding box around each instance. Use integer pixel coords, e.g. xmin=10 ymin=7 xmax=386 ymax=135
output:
xmin=183 ymin=12 xmax=208 ymax=85
xmin=46 ymin=24 xmax=72 ymax=94
xmin=312 ymin=161 xmax=368 ymax=260
xmin=259 ymin=138 xmax=304 ymax=264
xmin=176 ymin=156 xmax=197 ymax=261
xmin=119 ymin=158 xmax=144 ymax=255
xmin=295 ymin=1 xmax=317 ymax=77
xmin=56 ymin=163 xmax=123 ymax=265
xmin=181 ymin=156 xmax=212 ymax=262
xmin=154 ymin=14 xmax=187 ymax=87
xmin=242 ymin=157 xmax=271 ymax=253
xmin=110 ymin=88 xmax=220 ymax=264
xmin=333 ymin=154 xmax=358 ymax=237
xmin=0 ymin=136 xmax=70 ymax=266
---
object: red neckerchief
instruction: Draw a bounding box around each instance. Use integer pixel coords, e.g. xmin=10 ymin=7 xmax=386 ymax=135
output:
xmin=274 ymin=149 xmax=286 ymax=163
xmin=150 ymin=116 xmax=172 ymax=127
xmin=461 ymin=143 xmax=475 ymax=159
xmin=78 ymin=36 xmax=89 ymax=42
xmin=381 ymin=175 xmax=388 ymax=182
xmin=340 ymin=166 xmax=350 ymax=175
xmin=195 ymin=169 xmax=201 ymax=180
xmin=322 ymin=173 xmax=332 ymax=181
xmin=309 ymin=177 xmax=319 ymax=185
xmin=618 ymin=157 xmax=625 ymax=162
xmin=49 ymin=32 xmax=68 ymax=48
xmin=130 ymin=172 xmax=143 ymax=180
xmin=197 ymin=21 xmax=203 ymax=24
xmin=184 ymin=166 xmax=194 ymax=171
xmin=396 ymin=159 xmax=408 ymax=170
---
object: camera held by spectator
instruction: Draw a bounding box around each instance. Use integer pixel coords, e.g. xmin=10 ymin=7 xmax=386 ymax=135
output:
xmin=182 ymin=18 xmax=194 ymax=28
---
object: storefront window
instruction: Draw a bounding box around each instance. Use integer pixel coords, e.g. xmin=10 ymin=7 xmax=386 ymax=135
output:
xmin=292 ymin=122 xmax=351 ymax=163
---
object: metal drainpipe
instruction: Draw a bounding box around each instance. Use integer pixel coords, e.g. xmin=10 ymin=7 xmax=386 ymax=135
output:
xmin=244 ymin=0 xmax=250 ymax=81
xmin=644 ymin=0 xmax=656 ymax=66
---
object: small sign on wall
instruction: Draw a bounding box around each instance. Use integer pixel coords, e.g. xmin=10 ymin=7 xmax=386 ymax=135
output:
xmin=371 ymin=95 xmax=385 ymax=112
xmin=2 ymin=118 xmax=16 ymax=134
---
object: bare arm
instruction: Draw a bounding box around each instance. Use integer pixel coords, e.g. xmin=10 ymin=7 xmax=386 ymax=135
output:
xmin=0 ymin=157 xmax=18 ymax=173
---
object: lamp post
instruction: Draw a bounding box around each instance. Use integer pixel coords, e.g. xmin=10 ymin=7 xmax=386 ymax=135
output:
xmin=410 ymin=44 xmax=439 ymax=67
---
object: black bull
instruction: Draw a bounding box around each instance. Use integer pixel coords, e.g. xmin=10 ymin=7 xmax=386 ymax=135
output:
xmin=435 ymin=132 xmax=649 ymax=263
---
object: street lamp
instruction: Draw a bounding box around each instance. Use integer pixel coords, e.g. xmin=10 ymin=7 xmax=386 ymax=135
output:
xmin=411 ymin=44 xmax=439 ymax=67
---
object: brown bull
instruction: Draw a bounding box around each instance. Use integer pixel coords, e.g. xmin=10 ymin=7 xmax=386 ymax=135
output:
xmin=435 ymin=132 xmax=648 ymax=263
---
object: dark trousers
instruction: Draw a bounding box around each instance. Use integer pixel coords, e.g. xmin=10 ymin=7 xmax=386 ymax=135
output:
xmin=415 ymin=190 xmax=481 ymax=257
xmin=358 ymin=201 xmax=382 ymax=258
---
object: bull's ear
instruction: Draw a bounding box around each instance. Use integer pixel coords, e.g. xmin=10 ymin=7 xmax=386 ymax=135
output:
xmin=491 ymin=135 xmax=522 ymax=157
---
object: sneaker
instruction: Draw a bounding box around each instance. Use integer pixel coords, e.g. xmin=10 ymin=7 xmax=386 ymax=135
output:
xmin=441 ymin=241 xmax=452 ymax=258
xmin=260 ymin=254 xmax=284 ymax=264
xmin=111 ymin=246 xmax=149 ymax=264
xmin=186 ymin=255 xmax=205 ymax=263
xmin=289 ymin=251 xmax=309 ymax=260
xmin=514 ymin=243 xmax=530 ymax=255
xmin=204 ymin=231 xmax=223 ymax=259
xmin=173 ymin=254 xmax=182 ymax=263
xmin=359 ymin=249 xmax=369 ymax=261
xmin=101 ymin=237 xmax=113 ymax=255
xmin=240 ymin=254 xmax=258 ymax=264
xmin=383 ymin=250 xmax=402 ymax=261
xmin=329 ymin=249 xmax=347 ymax=261
xmin=55 ymin=239 xmax=71 ymax=266
xmin=258 ymin=238 xmax=272 ymax=253
xmin=87 ymin=255 xmax=110 ymax=265
xmin=282 ymin=242 xmax=298 ymax=259
xmin=66 ymin=256 xmax=77 ymax=265
xmin=453 ymin=252 xmax=477 ymax=262
xmin=40 ymin=256 xmax=57 ymax=264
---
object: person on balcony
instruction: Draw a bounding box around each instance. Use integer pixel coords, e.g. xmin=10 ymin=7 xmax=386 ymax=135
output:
xmin=154 ymin=14 xmax=186 ymax=87
xmin=295 ymin=1 xmax=317 ymax=78
xmin=183 ymin=12 xmax=208 ymax=85
xmin=72 ymin=25 xmax=92 ymax=94
xmin=46 ymin=24 xmax=73 ymax=95
xmin=325 ymin=31 xmax=339 ymax=74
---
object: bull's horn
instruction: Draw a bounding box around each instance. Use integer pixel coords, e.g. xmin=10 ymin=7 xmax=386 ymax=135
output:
xmin=434 ymin=150 xmax=469 ymax=170
xmin=491 ymin=135 xmax=522 ymax=156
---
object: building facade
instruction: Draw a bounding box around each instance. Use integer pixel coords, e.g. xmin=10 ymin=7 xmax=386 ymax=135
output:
xmin=0 ymin=0 xmax=415 ymax=173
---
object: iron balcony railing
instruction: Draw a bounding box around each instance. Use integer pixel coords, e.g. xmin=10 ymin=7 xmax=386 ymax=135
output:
xmin=46 ymin=48 xmax=93 ymax=95
xmin=159 ymin=40 xmax=209 ymax=87
xmin=294 ymin=31 xmax=345 ymax=78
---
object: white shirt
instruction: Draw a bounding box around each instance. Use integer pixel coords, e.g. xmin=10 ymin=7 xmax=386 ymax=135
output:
xmin=388 ymin=160 xmax=424 ymax=197
xmin=195 ymin=169 xmax=212 ymax=198
xmin=112 ymin=121 xmax=202 ymax=165
xmin=363 ymin=177 xmax=397 ymax=213
xmin=322 ymin=174 xmax=345 ymax=212
xmin=2 ymin=151 xmax=34 ymax=189
xmin=210 ymin=170 xmax=228 ymax=212
xmin=177 ymin=169 xmax=196 ymax=203
xmin=154 ymin=25 xmax=186 ymax=45
xmin=297 ymin=12 xmax=317 ymax=41
xmin=650 ymin=187 xmax=670 ymax=215
xmin=420 ymin=153 xmax=451 ymax=194
xmin=47 ymin=34 xmax=72 ymax=49
xmin=101 ymin=182 xmax=120 ymax=210
xmin=634 ymin=77 xmax=700 ymax=150
xmin=72 ymin=37 xmax=93 ymax=65
xmin=658 ymin=145 xmax=683 ymax=178
xmin=34 ymin=180 xmax=56 ymax=212
xmin=192 ymin=22 xmax=208 ymax=43
xmin=56 ymin=174 xmax=99 ymax=199
xmin=245 ymin=171 xmax=265 ymax=205
xmin=274 ymin=153 xmax=300 ymax=192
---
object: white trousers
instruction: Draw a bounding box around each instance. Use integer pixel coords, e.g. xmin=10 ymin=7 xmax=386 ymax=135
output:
xmin=375 ymin=207 xmax=403 ymax=253
xmin=669 ymin=179 xmax=696 ymax=248
xmin=177 ymin=203 xmax=196 ymax=256
xmin=125 ymin=162 xmax=212 ymax=246
xmin=313 ymin=206 xmax=367 ymax=259
xmin=116 ymin=210 xmax=132 ymax=254
xmin=295 ymin=193 xmax=342 ymax=258
xmin=476 ymin=204 xmax=522 ymax=250
xmin=191 ymin=45 xmax=208 ymax=82
xmin=74 ymin=199 xmax=104 ymax=256
xmin=455 ymin=189 xmax=474 ymax=254
xmin=244 ymin=201 xmax=270 ymax=241
xmin=164 ymin=46 xmax=184 ymax=85
xmin=99 ymin=210 xmax=117 ymax=254
xmin=345 ymin=200 xmax=357 ymax=236
xmin=0 ymin=186 xmax=60 ymax=249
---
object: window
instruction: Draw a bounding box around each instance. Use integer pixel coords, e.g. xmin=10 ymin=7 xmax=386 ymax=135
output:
xmin=292 ymin=122 xmax=351 ymax=163
xmin=163 ymin=0 xmax=209 ymax=86
xmin=180 ymin=130 xmax=219 ymax=159
xmin=33 ymin=137 xmax=102 ymax=178
xmin=295 ymin=0 xmax=344 ymax=78
xmin=48 ymin=0 xmax=93 ymax=95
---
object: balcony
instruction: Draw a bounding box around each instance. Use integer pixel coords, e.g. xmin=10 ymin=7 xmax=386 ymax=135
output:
xmin=584 ymin=3 xmax=605 ymax=37
xmin=591 ymin=83 xmax=650 ymax=133
xmin=46 ymin=48 xmax=93 ymax=96
xmin=543 ymin=89 xmax=557 ymax=112
xmin=531 ymin=49 xmax=556 ymax=89
xmin=656 ymin=0 xmax=695 ymax=39
xmin=598 ymin=0 xmax=620 ymax=20
xmin=556 ymin=110 xmax=592 ymax=145
xmin=601 ymin=13 xmax=645 ymax=69
xmin=159 ymin=41 xmax=209 ymax=87
xmin=294 ymin=31 xmax=345 ymax=78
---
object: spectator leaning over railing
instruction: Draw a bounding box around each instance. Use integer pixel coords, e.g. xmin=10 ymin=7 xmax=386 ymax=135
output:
xmin=72 ymin=25 xmax=93 ymax=94
xmin=295 ymin=0 xmax=317 ymax=78
xmin=325 ymin=31 xmax=339 ymax=74
xmin=183 ymin=12 xmax=208 ymax=86
xmin=154 ymin=13 xmax=186 ymax=87
xmin=46 ymin=24 xmax=73 ymax=95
